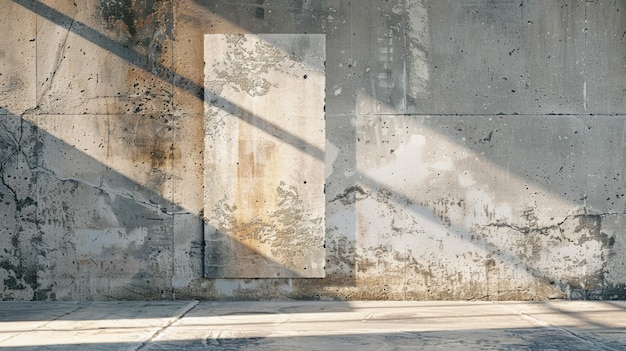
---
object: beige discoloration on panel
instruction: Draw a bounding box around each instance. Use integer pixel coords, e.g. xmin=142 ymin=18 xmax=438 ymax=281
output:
xmin=204 ymin=34 xmax=325 ymax=278
xmin=0 ymin=3 xmax=36 ymax=114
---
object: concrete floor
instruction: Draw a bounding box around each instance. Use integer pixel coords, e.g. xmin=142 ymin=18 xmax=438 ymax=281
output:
xmin=0 ymin=300 xmax=624 ymax=350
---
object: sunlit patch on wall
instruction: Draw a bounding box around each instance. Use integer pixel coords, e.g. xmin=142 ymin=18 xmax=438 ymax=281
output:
xmin=203 ymin=34 xmax=326 ymax=278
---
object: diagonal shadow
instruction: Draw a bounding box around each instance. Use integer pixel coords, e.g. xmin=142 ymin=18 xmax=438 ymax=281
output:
xmin=12 ymin=0 xmax=204 ymax=100
xmin=0 ymin=108 xmax=303 ymax=301
xmin=208 ymin=96 xmax=324 ymax=162
xmin=3 ymin=0 xmax=567 ymax=296
xmin=9 ymin=0 xmax=625 ymax=300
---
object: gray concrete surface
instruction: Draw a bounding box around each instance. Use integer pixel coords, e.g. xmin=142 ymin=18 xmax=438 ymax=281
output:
xmin=0 ymin=300 xmax=625 ymax=350
xmin=2 ymin=0 xmax=626 ymax=301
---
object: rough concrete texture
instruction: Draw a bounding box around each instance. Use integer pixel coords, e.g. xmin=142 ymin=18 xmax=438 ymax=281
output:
xmin=0 ymin=0 xmax=625 ymax=301
xmin=0 ymin=301 xmax=625 ymax=350
xmin=204 ymin=34 xmax=326 ymax=278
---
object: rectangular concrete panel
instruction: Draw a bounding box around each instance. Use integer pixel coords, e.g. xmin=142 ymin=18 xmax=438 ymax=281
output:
xmin=0 ymin=2 xmax=36 ymax=114
xmin=204 ymin=34 xmax=325 ymax=278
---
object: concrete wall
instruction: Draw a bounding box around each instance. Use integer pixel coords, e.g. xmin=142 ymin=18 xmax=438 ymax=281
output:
xmin=1 ymin=0 xmax=625 ymax=301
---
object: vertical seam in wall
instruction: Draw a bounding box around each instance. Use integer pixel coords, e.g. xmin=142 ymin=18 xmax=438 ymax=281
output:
xmin=401 ymin=2 xmax=408 ymax=299
xmin=200 ymin=212 xmax=205 ymax=278
xmin=350 ymin=1 xmax=353 ymax=64
xmin=582 ymin=3 xmax=589 ymax=283
xmin=34 ymin=8 xmax=40 ymax=301
xmin=402 ymin=0 xmax=408 ymax=114
xmin=403 ymin=243 xmax=407 ymax=301
xmin=583 ymin=2 xmax=588 ymax=112
xmin=198 ymin=19 xmax=206 ymax=280
xmin=169 ymin=0 xmax=176 ymax=301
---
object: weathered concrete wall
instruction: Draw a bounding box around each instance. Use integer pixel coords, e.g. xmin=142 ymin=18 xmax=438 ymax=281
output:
xmin=1 ymin=0 xmax=625 ymax=301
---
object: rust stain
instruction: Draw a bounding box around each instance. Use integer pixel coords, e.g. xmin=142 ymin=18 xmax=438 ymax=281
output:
xmin=104 ymin=115 xmax=178 ymax=196
xmin=235 ymin=118 xmax=279 ymax=228
xmin=126 ymin=117 xmax=174 ymax=169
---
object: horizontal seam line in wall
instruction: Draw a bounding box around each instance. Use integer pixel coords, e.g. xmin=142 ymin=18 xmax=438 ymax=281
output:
xmin=325 ymin=113 xmax=626 ymax=117
xmin=18 ymin=113 xmax=626 ymax=117
xmin=15 ymin=113 xmax=184 ymax=116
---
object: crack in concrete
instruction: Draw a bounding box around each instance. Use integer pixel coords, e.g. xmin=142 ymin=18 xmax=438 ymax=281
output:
xmin=32 ymin=166 xmax=184 ymax=216
xmin=484 ymin=212 xmax=625 ymax=236
xmin=0 ymin=121 xmax=30 ymax=208
xmin=484 ymin=221 xmax=562 ymax=235
xmin=0 ymin=172 xmax=18 ymax=201
xmin=37 ymin=14 xmax=76 ymax=106
xmin=129 ymin=300 xmax=199 ymax=351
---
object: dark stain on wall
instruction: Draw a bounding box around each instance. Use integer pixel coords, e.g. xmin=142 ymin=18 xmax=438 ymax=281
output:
xmin=98 ymin=0 xmax=174 ymax=116
xmin=0 ymin=116 xmax=41 ymax=300
xmin=330 ymin=185 xmax=368 ymax=206
xmin=110 ymin=115 xmax=177 ymax=193
xmin=100 ymin=0 xmax=138 ymax=36
xmin=255 ymin=0 xmax=265 ymax=19
xmin=573 ymin=214 xmax=615 ymax=247
xmin=99 ymin=0 xmax=169 ymax=42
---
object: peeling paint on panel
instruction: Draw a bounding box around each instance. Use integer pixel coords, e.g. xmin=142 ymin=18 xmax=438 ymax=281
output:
xmin=204 ymin=34 xmax=325 ymax=278
xmin=208 ymin=182 xmax=324 ymax=278
xmin=208 ymin=34 xmax=287 ymax=97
